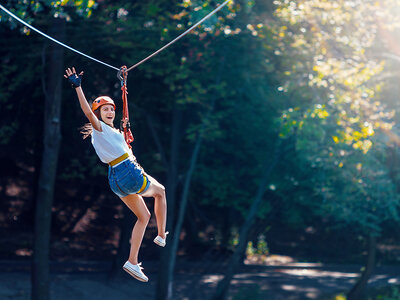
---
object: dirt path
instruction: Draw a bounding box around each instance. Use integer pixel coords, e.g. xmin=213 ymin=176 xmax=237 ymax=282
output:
xmin=1 ymin=261 xmax=399 ymax=300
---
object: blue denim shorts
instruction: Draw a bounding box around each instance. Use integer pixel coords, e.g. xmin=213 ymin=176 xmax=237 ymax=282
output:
xmin=108 ymin=158 xmax=151 ymax=198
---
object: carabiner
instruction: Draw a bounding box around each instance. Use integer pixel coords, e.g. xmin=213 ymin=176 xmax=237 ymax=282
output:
xmin=117 ymin=65 xmax=128 ymax=87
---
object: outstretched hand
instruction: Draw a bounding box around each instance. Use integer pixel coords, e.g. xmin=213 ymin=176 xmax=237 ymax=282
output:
xmin=64 ymin=67 xmax=84 ymax=88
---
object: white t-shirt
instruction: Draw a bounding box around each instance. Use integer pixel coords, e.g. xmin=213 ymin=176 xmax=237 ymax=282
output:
xmin=91 ymin=121 xmax=131 ymax=164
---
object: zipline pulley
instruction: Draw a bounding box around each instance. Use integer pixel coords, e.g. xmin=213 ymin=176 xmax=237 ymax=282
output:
xmin=118 ymin=66 xmax=134 ymax=147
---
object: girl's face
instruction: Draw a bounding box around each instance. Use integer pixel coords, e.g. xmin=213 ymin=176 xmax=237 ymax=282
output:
xmin=100 ymin=104 xmax=115 ymax=126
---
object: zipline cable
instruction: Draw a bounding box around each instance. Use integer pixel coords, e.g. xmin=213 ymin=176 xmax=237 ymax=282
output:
xmin=0 ymin=4 xmax=120 ymax=71
xmin=126 ymin=0 xmax=231 ymax=72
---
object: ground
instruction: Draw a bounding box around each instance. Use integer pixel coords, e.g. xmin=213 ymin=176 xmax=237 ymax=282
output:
xmin=1 ymin=258 xmax=400 ymax=300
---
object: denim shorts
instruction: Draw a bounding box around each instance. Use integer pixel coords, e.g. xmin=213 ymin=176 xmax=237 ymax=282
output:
xmin=108 ymin=158 xmax=151 ymax=198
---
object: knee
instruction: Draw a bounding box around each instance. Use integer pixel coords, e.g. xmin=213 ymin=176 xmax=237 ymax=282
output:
xmin=138 ymin=211 xmax=151 ymax=224
xmin=156 ymin=186 xmax=166 ymax=200
xmin=154 ymin=191 xmax=166 ymax=202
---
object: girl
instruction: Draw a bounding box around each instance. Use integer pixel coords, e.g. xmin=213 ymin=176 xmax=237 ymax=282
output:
xmin=64 ymin=67 xmax=167 ymax=282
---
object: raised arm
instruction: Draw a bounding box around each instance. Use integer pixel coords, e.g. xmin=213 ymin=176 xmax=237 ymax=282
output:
xmin=64 ymin=67 xmax=101 ymax=132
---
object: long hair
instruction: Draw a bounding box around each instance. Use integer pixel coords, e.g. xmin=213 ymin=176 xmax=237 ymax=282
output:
xmin=80 ymin=108 xmax=101 ymax=139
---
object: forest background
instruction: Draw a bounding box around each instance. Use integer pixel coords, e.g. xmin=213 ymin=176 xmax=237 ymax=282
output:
xmin=1 ymin=0 xmax=400 ymax=299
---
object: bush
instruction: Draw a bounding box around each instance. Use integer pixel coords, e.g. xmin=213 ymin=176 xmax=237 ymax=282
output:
xmin=376 ymin=286 xmax=400 ymax=300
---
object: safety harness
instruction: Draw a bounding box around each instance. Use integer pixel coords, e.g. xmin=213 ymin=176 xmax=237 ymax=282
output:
xmin=117 ymin=66 xmax=134 ymax=148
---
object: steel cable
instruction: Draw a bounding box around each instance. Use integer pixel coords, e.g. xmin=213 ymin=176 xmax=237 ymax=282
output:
xmin=126 ymin=0 xmax=231 ymax=71
xmin=0 ymin=4 xmax=120 ymax=70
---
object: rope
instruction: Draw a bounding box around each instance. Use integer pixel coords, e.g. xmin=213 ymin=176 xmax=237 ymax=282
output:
xmin=118 ymin=66 xmax=134 ymax=146
xmin=0 ymin=4 xmax=120 ymax=71
xmin=126 ymin=0 xmax=231 ymax=72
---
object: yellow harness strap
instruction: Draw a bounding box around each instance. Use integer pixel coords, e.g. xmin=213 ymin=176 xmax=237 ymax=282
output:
xmin=108 ymin=153 xmax=129 ymax=167
xmin=137 ymin=175 xmax=148 ymax=194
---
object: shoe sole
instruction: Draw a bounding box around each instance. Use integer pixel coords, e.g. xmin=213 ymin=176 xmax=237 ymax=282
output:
xmin=123 ymin=266 xmax=148 ymax=282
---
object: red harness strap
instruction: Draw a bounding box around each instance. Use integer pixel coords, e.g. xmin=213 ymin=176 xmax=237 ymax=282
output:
xmin=119 ymin=66 xmax=134 ymax=147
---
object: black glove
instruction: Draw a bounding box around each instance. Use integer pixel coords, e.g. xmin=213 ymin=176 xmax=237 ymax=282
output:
xmin=120 ymin=119 xmax=131 ymax=131
xmin=67 ymin=73 xmax=83 ymax=88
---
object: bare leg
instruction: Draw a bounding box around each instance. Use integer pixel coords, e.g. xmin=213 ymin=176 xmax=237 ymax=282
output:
xmin=141 ymin=174 xmax=167 ymax=239
xmin=120 ymin=194 xmax=150 ymax=264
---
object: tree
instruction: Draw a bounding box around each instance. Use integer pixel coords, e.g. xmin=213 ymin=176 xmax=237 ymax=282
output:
xmin=274 ymin=0 xmax=400 ymax=297
xmin=32 ymin=17 xmax=65 ymax=300
xmin=1 ymin=2 xmax=96 ymax=299
xmin=212 ymin=140 xmax=282 ymax=300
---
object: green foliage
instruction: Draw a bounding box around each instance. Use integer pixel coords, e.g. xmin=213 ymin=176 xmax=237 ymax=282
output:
xmin=272 ymin=0 xmax=400 ymax=237
xmin=274 ymin=0 xmax=393 ymax=151
xmin=246 ymin=234 xmax=269 ymax=257
xmin=326 ymin=285 xmax=400 ymax=300
xmin=255 ymin=234 xmax=269 ymax=255
xmin=0 ymin=121 xmax=18 ymax=145
xmin=0 ymin=0 xmax=96 ymax=31
xmin=232 ymin=285 xmax=262 ymax=300
xmin=376 ymin=286 xmax=400 ymax=300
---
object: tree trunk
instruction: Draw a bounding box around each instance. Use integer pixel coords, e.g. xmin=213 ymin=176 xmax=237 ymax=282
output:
xmin=31 ymin=18 xmax=65 ymax=300
xmin=155 ymin=106 xmax=182 ymax=300
xmin=212 ymin=142 xmax=281 ymax=300
xmin=169 ymin=128 xmax=204 ymax=276
xmin=155 ymin=58 xmax=226 ymax=299
xmin=347 ymin=235 xmax=377 ymax=300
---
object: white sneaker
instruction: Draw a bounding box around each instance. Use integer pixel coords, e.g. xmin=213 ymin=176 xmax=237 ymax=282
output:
xmin=153 ymin=231 xmax=169 ymax=247
xmin=123 ymin=261 xmax=148 ymax=282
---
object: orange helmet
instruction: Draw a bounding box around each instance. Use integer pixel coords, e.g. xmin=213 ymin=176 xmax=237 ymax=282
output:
xmin=92 ymin=96 xmax=116 ymax=112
